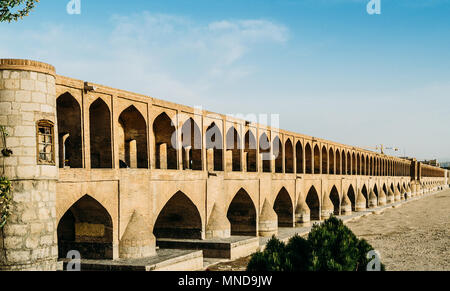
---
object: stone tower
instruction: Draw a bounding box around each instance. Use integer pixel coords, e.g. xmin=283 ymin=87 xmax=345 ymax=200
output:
xmin=0 ymin=59 xmax=59 ymax=270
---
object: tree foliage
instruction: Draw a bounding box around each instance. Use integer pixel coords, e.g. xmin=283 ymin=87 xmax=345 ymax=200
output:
xmin=0 ymin=0 xmax=39 ymax=22
xmin=247 ymin=216 xmax=385 ymax=271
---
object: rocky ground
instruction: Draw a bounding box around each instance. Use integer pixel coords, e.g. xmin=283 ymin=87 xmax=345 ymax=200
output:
xmin=208 ymin=189 xmax=450 ymax=271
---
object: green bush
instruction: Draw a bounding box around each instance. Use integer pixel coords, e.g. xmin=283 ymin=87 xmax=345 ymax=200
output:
xmin=247 ymin=216 xmax=385 ymax=271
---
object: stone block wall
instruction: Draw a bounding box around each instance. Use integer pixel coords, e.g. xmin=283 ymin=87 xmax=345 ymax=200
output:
xmin=0 ymin=60 xmax=59 ymax=270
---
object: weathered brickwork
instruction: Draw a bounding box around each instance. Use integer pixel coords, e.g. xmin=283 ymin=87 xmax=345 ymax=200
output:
xmin=0 ymin=60 xmax=59 ymax=270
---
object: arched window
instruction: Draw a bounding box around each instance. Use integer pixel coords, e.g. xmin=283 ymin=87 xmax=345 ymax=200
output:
xmin=36 ymin=120 xmax=55 ymax=165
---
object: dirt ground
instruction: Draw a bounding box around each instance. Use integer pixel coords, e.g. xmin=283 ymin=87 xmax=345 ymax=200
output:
xmin=208 ymin=189 xmax=450 ymax=271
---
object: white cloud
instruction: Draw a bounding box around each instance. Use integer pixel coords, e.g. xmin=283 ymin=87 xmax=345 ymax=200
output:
xmin=0 ymin=12 xmax=289 ymax=104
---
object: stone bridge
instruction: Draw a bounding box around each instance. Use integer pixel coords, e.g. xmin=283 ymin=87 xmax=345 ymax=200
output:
xmin=0 ymin=59 xmax=448 ymax=270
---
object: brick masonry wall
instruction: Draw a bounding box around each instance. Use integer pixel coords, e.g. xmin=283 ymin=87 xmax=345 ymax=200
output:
xmin=0 ymin=67 xmax=60 ymax=270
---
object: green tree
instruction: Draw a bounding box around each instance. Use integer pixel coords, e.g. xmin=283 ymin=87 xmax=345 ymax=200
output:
xmin=0 ymin=0 xmax=40 ymax=23
xmin=247 ymin=216 xmax=385 ymax=271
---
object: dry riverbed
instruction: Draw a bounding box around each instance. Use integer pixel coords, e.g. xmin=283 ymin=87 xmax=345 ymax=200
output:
xmin=208 ymin=189 xmax=450 ymax=271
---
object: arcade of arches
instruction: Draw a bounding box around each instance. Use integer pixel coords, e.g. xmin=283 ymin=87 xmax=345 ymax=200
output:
xmin=53 ymin=74 xmax=449 ymax=261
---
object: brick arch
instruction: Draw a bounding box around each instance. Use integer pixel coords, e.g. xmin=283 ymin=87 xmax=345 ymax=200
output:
xmin=227 ymin=188 xmax=257 ymax=236
xmin=57 ymin=92 xmax=82 ymax=169
xmin=306 ymin=185 xmax=321 ymax=220
xmin=153 ymin=112 xmax=178 ymax=170
xmin=89 ymin=98 xmax=113 ymax=168
xmin=153 ymin=191 xmax=203 ymax=239
xmin=118 ymin=105 xmax=148 ymax=169
xmin=273 ymin=187 xmax=294 ymax=227
xmin=57 ymin=194 xmax=114 ymax=260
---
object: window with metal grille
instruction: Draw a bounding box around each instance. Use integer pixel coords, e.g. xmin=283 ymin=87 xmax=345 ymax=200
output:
xmin=37 ymin=120 xmax=55 ymax=165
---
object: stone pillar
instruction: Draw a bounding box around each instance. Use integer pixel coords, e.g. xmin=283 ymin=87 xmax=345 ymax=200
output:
xmin=394 ymin=187 xmax=401 ymax=202
xmin=206 ymin=203 xmax=231 ymax=239
xmin=340 ymin=191 xmax=352 ymax=215
xmin=378 ymin=189 xmax=387 ymax=206
xmin=206 ymin=148 xmax=214 ymax=172
xmin=406 ymin=185 xmax=412 ymax=199
xmin=225 ymin=150 xmax=233 ymax=172
xmin=128 ymin=139 xmax=137 ymax=168
xmin=0 ymin=59 xmax=60 ymax=270
xmin=258 ymin=153 xmax=264 ymax=173
xmin=355 ymin=189 xmax=366 ymax=212
xmin=386 ymin=188 xmax=395 ymax=204
xmin=295 ymin=196 xmax=310 ymax=226
xmin=184 ymin=146 xmax=191 ymax=170
xmin=159 ymin=143 xmax=167 ymax=170
xmin=321 ymin=193 xmax=334 ymax=219
xmin=119 ymin=211 xmax=156 ymax=259
xmin=60 ymin=133 xmax=70 ymax=168
xmin=411 ymin=183 xmax=417 ymax=197
xmin=368 ymin=189 xmax=378 ymax=208
xmin=258 ymin=199 xmax=277 ymax=237
xmin=242 ymin=152 xmax=248 ymax=172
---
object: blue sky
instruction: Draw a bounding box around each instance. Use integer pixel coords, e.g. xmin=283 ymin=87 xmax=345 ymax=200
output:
xmin=1 ymin=0 xmax=450 ymax=161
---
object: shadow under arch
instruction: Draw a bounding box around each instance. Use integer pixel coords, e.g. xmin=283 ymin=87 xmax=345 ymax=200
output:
xmin=57 ymin=195 xmax=113 ymax=260
xmin=362 ymin=184 xmax=369 ymax=208
xmin=57 ymin=92 xmax=82 ymax=169
xmin=306 ymin=186 xmax=320 ymax=220
xmin=274 ymin=187 xmax=294 ymax=227
xmin=118 ymin=105 xmax=148 ymax=169
xmin=227 ymin=188 xmax=257 ymax=236
xmin=89 ymin=98 xmax=112 ymax=168
xmin=347 ymin=185 xmax=356 ymax=211
xmin=153 ymin=191 xmax=203 ymax=239
xmin=153 ymin=112 xmax=178 ymax=170
xmin=181 ymin=118 xmax=202 ymax=170
xmin=330 ymin=185 xmax=340 ymax=215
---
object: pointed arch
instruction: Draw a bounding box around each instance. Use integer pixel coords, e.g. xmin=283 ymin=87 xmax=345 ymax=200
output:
xmin=206 ymin=122 xmax=223 ymax=171
xmin=153 ymin=112 xmax=177 ymax=169
xmin=347 ymin=185 xmax=356 ymax=211
xmin=154 ymin=191 xmax=202 ymax=239
xmin=90 ymin=98 xmax=112 ymax=168
xmin=285 ymin=139 xmax=294 ymax=173
xmin=118 ymin=105 xmax=148 ymax=169
xmin=259 ymin=132 xmax=271 ymax=173
xmin=330 ymin=186 xmax=340 ymax=215
xmin=347 ymin=152 xmax=351 ymax=175
xmin=352 ymin=153 xmax=357 ymax=175
xmin=296 ymin=141 xmax=304 ymax=174
xmin=329 ymin=148 xmax=335 ymax=175
xmin=322 ymin=146 xmax=328 ymax=174
xmin=305 ymin=143 xmax=312 ymax=174
xmin=226 ymin=126 xmax=241 ymax=171
xmin=336 ymin=149 xmax=341 ymax=175
xmin=274 ymin=187 xmax=294 ymax=227
xmin=244 ymin=130 xmax=257 ymax=172
xmin=362 ymin=184 xmax=369 ymax=208
xmin=273 ymin=136 xmax=283 ymax=173
xmin=314 ymin=145 xmax=320 ymax=174
xmin=227 ymin=188 xmax=257 ymax=236
xmin=57 ymin=92 xmax=82 ymax=168
xmin=181 ymin=118 xmax=202 ymax=170
xmin=57 ymin=195 xmax=113 ymax=259
xmin=361 ymin=155 xmax=366 ymax=175
xmin=306 ymin=186 xmax=320 ymax=220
